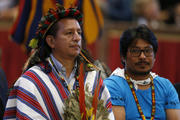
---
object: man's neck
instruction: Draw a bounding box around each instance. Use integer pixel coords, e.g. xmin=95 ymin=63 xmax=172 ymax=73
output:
xmin=125 ymin=70 xmax=151 ymax=81
xmin=54 ymin=55 xmax=76 ymax=78
xmin=125 ymin=70 xmax=152 ymax=90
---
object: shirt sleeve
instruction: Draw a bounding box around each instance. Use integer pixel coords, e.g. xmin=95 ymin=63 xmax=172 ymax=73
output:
xmin=104 ymin=75 xmax=126 ymax=106
xmin=164 ymin=79 xmax=180 ymax=109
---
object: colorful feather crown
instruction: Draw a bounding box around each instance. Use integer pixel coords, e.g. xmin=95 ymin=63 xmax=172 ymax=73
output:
xmin=29 ymin=3 xmax=83 ymax=49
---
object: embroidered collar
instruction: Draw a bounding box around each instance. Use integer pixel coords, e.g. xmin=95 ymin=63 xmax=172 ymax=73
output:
xmin=130 ymin=78 xmax=151 ymax=90
xmin=111 ymin=67 xmax=157 ymax=79
xmin=111 ymin=68 xmax=158 ymax=90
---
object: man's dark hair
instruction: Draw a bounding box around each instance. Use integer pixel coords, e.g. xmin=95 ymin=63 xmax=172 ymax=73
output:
xmin=119 ymin=24 xmax=158 ymax=66
xmin=23 ymin=4 xmax=83 ymax=72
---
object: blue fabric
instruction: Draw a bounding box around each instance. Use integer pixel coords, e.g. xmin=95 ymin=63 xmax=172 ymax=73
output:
xmin=104 ymin=75 xmax=180 ymax=120
xmin=107 ymin=0 xmax=133 ymax=21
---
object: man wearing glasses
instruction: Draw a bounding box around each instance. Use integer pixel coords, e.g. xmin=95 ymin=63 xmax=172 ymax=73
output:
xmin=104 ymin=25 xmax=180 ymax=120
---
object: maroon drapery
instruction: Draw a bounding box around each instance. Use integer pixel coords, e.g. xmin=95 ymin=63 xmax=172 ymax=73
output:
xmin=0 ymin=30 xmax=180 ymax=88
xmin=0 ymin=30 xmax=27 ymax=88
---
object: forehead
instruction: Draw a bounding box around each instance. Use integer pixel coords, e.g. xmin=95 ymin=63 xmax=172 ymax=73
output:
xmin=129 ymin=38 xmax=152 ymax=48
xmin=57 ymin=18 xmax=81 ymax=30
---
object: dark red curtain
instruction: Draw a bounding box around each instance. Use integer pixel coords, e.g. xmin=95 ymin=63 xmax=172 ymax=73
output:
xmin=0 ymin=30 xmax=180 ymax=88
xmin=0 ymin=30 xmax=27 ymax=88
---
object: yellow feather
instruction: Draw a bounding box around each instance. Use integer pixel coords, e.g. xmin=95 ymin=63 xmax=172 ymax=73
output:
xmin=29 ymin=38 xmax=38 ymax=48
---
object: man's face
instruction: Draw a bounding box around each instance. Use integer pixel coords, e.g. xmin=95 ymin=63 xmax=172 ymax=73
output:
xmin=50 ymin=18 xmax=82 ymax=60
xmin=124 ymin=38 xmax=156 ymax=76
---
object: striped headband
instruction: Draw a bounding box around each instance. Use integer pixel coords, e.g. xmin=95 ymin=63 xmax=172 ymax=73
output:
xmin=29 ymin=3 xmax=83 ymax=49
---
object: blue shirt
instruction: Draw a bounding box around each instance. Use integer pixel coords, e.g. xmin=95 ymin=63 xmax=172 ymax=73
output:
xmin=50 ymin=54 xmax=77 ymax=84
xmin=104 ymin=75 xmax=180 ymax=120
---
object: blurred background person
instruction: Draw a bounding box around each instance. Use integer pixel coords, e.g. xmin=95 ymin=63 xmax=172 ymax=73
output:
xmin=133 ymin=0 xmax=161 ymax=28
xmin=0 ymin=48 xmax=8 ymax=119
xmin=173 ymin=3 xmax=180 ymax=27
xmin=99 ymin=0 xmax=133 ymax=21
xmin=0 ymin=0 xmax=18 ymax=18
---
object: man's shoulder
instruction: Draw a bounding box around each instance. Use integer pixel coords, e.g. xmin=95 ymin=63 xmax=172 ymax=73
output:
xmin=154 ymin=75 xmax=174 ymax=88
xmin=107 ymin=67 xmax=126 ymax=81
xmin=14 ymin=65 xmax=50 ymax=88
xmin=154 ymin=75 xmax=170 ymax=82
xmin=111 ymin=67 xmax=125 ymax=77
xmin=18 ymin=65 xmax=47 ymax=83
xmin=24 ymin=65 xmax=45 ymax=75
xmin=104 ymin=68 xmax=126 ymax=87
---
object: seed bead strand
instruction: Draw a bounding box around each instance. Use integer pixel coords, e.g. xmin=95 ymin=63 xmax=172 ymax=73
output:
xmin=125 ymin=74 xmax=155 ymax=120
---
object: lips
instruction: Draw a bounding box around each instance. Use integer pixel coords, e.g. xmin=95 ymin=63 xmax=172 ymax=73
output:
xmin=135 ymin=61 xmax=149 ymax=66
xmin=70 ymin=44 xmax=80 ymax=49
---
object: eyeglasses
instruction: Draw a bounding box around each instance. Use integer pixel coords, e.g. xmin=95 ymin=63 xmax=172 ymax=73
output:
xmin=129 ymin=47 xmax=153 ymax=57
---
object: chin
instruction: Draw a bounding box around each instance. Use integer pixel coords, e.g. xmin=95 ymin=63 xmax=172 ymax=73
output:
xmin=70 ymin=52 xmax=80 ymax=58
xmin=135 ymin=69 xmax=151 ymax=76
xmin=136 ymin=71 xmax=150 ymax=76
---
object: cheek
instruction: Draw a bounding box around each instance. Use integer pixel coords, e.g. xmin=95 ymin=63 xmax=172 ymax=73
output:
xmin=54 ymin=41 xmax=67 ymax=50
xmin=56 ymin=37 xmax=67 ymax=45
xmin=150 ymin=58 xmax=156 ymax=65
xmin=79 ymin=40 xmax=82 ymax=47
xmin=125 ymin=57 xmax=136 ymax=67
xmin=127 ymin=55 xmax=137 ymax=63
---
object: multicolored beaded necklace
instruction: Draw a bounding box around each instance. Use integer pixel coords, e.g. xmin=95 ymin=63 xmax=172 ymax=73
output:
xmin=49 ymin=57 xmax=80 ymax=92
xmin=125 ymin=74 xmax=155 ymax=120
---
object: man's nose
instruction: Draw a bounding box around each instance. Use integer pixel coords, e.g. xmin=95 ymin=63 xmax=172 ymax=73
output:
xmin=73 ymin=32 xmax=81 ymax=41
xmin=139 ymin=51 xmax=146 ymax=58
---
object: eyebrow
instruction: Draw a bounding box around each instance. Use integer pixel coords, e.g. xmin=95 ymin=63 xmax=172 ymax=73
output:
xmin=130 ymin=46 xmax=153 ymax=49
xmin=64 ymin=27 xmax=82 ymax=31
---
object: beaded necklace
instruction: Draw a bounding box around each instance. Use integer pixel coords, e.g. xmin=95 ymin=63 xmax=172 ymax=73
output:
xmin=49 ymin=57 xmax=79 ymax=91
xmin=125 ymin=74 xmax=155 ymax=120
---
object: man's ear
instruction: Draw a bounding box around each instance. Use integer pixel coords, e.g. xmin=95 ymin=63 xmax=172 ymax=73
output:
xmin=46 ymin=35 xmax=55 ymax=48
xmin=121 ymin=56 xmax=126 ymax=63
xmin=121 ymin=56 xmax=126 ymax=67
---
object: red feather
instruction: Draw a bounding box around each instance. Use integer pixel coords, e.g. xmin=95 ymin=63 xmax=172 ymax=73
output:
xmin=92 ymin=71 xmax=102 ymax=118
xmin=78 ymin=63 xmax=86 ymax=120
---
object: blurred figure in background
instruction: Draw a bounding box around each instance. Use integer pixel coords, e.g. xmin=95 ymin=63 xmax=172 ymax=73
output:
xmin=157 ymin=0 xmax=180 ymax=26
xmin=0 ymin=48 xmax=8 ymax=119
xmin=100 ymin=0 xmax=133 ymax=21
xmin=0 ymin=0 xmax=18 ymax=20
xmin=174 ymin=3 xmax=180 ymax=27
xmin=133 ymin=0 xmax=161 ymax=28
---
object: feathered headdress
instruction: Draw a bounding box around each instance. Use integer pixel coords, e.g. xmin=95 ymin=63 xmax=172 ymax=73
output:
xmin=29 ymin=3 xmax=82 ymax=49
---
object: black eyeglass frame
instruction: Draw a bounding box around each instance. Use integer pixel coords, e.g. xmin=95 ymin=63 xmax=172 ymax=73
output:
xmin=128 ymin=47 xmax=154 ymax=57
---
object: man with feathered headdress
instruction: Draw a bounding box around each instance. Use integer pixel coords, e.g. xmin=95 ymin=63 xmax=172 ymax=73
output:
xmin=3 ymin=4 xmax=114 ymax=120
